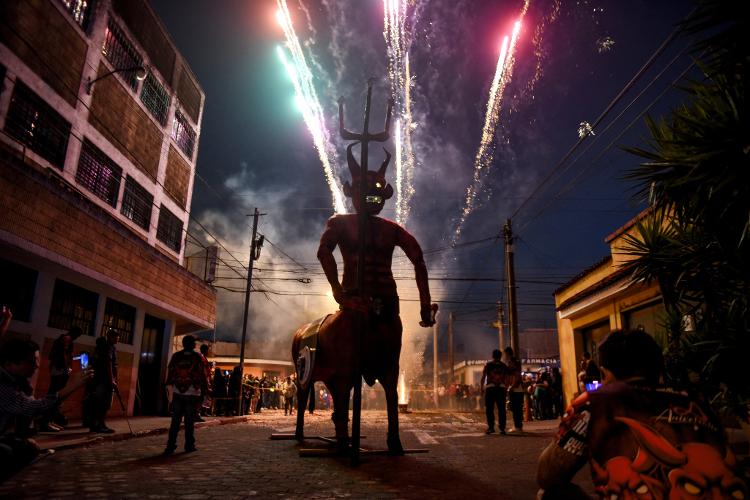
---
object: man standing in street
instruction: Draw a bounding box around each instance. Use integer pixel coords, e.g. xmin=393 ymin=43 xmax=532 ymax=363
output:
xmin=504 ymin=346 xmax=525 ymax=433
xmin=40 ymin=326 xmax=83 ymax=431
xmin=481 ymin=349 xmax=507 ymax=435
xmin=164 ymin=335 xmax=208 ymax=455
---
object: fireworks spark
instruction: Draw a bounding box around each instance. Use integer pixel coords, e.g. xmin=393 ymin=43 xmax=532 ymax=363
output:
xmin=453 ymin=1 xmax=530 ymax=243
xmin=596 ymin=36 xmax=615 ymax=53
xmin=276 ymin=0 xmax=346 ymax=214
xmin=384 ymin=0 xmax=417 ymax=225
xmin=578 ymin=121 xmax=595 ymax=138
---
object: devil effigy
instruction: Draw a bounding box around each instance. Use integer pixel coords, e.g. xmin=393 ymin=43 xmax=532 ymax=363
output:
xmin=291 ymin=83 xmax=434 ymax=455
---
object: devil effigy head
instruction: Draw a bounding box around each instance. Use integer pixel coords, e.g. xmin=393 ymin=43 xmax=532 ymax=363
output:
xmin=342 ymin=142 xmax=393 ymax=215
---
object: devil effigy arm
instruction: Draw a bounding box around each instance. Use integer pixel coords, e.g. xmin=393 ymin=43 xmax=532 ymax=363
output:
xmin=397 ymin=228 xmax=433 ymax=326
xmin=317 ymin=218 xmax=343 ymax=303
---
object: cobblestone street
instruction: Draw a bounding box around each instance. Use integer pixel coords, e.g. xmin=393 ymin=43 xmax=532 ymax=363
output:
xmin=1 ymin=410 xmax=593 ymax=499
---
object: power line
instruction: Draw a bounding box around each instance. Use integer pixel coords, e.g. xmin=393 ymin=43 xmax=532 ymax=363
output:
xmin=508 ymin=18 xmax=689 ymax=223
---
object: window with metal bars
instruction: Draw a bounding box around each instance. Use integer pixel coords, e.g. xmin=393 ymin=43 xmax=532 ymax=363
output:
xmin=156 ymin=205 xmax=183 ymax=252
xmin=140 ymin=72 xmax=171 ymax=126
xmin=101 ymin=298 xmax=135 ymax=344
xmin=101 ymin=20 xmax=143 ymax=91
xmin=171 ymin=109 xmax=196 ymax=158
xmin=120 ymin=176 xmax=153 ymax=230
xmin=76 ymin=139 xmax=122 ymax=207
xmin=4 ymin=81 xmax=71 ymax=169
xmin=57 ymin=0 xmax=94 ymax=31
xmin=48 ymin=279 xmax=99 ymax=336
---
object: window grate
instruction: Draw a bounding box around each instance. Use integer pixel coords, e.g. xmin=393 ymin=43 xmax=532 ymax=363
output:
xmin=57 ymin=0 xmax=94 ymax=31
xmin=101 ymin=298 xmax=135 ymax=344
xmin=156 ymin=205 xmax=183 ymax=252
xmin=171 ymin=109 xmax=196 ymax=158
xmin=102 ymin=20 xmax=143 ymax=91
xmin=48 ymin=279 xmax=99 ymax=336
xmin=76 ymin=139 xmax=122 ymax=207
xmin=121 ymin=176 xmax=153 ymax=230
xmin=4 ymin=81 xmax=71 ymax=169
xmin=140 ymin=72 xmax=171 ymax=126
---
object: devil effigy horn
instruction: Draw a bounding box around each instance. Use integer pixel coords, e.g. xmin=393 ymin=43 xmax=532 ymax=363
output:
xmin=615 ymin=417 xmax=686 ymax=468
xmin=347 ymin=141 xmax=361 ymax=177
xmin=378 ymin=148 xmax=391 ymax=176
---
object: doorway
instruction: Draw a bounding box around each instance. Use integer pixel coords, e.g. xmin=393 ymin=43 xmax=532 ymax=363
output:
xmin=135 ymin=315 xmax=166 ymax=415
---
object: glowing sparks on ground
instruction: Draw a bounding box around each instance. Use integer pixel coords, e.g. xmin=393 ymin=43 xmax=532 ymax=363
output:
xmin=384 ymin=0 xmax=416 ymax=225
xmin=453 ymin=2 xmax=530 ymax=243
xmin=276 ymin=0 xmax=346 ymax=214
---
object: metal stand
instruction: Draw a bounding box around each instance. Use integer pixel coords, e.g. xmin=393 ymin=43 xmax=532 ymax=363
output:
xmin=338 ymin=81 xmax=392 ymax=465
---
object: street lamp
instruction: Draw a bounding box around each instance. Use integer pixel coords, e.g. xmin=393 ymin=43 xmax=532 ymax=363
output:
xmin=86 ymin=65 xmax=147 ymax=94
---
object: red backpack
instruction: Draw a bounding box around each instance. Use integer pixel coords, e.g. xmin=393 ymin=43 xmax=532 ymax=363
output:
xmin=168 ymin=351 xmax=205 ymax=394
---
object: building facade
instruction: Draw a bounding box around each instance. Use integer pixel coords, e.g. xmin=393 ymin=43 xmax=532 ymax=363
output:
xmin=0 ymin=0 xmax=215 ymax=417
xmin=554 ymin=209 xmax=665 ymax=405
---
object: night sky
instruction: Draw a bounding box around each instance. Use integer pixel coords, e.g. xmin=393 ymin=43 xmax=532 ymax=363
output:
xmin=149 ymin=0 xmax=695 ymax=365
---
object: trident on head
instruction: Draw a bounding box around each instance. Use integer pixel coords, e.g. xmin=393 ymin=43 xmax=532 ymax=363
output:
xmin=338 ymin=79 xmax=393 ymax=176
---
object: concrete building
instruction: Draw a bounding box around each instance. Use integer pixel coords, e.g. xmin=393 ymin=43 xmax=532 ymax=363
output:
xmin=554 ymin=208 xmax=665 ymax=405
xmin=0 ymin=0 xmax=215 ymax=417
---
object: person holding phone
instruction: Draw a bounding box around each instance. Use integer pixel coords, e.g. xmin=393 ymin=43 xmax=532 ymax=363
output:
xmin=536 ymin=329 xmax=748 ymax=498
xmin=39 ymin=326 xmax=83 ymax=431
xmin=86 ymin=329 xmax=119 ymax=434
xmin=0 ymin=337 xmax=92 ymax=481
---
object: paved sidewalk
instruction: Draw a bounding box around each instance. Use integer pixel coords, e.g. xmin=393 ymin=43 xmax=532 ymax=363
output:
xmin=33 ymin=414 xmax=253 ymax=451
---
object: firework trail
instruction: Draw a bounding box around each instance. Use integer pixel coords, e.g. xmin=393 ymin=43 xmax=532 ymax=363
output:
xmin=276 ymin=0 xmax=346 ymax=214
xmin=452 ymin=1 xmax=530 ymax=244
xmin=384 ymin=0 xmax=417 ymax=225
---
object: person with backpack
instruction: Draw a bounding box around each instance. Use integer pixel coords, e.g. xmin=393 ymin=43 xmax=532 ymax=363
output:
xmin=39 ymin=326 xmax=83 ymax=431
xmin=480 ymin=349 xmax=508 ymax=434
xmin=163 ymin=335 xmax=208 ymax=455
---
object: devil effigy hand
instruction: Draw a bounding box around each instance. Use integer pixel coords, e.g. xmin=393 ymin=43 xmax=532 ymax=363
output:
xmin=419 ymin=304 xmax=435 ymax=327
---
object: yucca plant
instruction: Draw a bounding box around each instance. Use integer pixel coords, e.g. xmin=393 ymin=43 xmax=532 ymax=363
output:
xmin=621 ymin=0 xmax=749 ymax=417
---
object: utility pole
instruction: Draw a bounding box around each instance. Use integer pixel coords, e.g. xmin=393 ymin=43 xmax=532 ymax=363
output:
xmin=238 ymin=207 xmax=264 ymax=416
xmin=448 ymin=312 xmax=455 ymax=384
xmin=432 ymin=307 xmax=440 ymax=408
xmin=496 ymin=302 xmax=505 ymax=351
xmin=503 ymin=219 xmax=519 ymax=354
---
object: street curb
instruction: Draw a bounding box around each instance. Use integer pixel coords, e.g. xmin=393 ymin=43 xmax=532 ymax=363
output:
xmin=40 ymin=416 xmax=253 ymax=452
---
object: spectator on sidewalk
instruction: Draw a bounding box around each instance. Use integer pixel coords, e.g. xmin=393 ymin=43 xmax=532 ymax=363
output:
xmin=537 ymin=329 xmax=748 ymax=499
xmin=195 ymin=344 xmax=211 ymax=423
xmin=212 ymin=368 xmax=228 ymax=416
xmin=504 ymin=347 xmax=524 ymax=432
xmin=481 ymin=349 xmax=507 ymax=435
xmin=163 ymin=335 xmax=208 ymax=455
xmin=39 ymin=326 xmax=83 ymax=431
xmin=85 ymin=329 xmax=119 ymax=433
xmin=283 ymin=376 xmax=296 ymax=416
xmin=0 ymin=306 xmax=11 ymax=338
xmin=0 ymin=338 xmax=91 ymax=481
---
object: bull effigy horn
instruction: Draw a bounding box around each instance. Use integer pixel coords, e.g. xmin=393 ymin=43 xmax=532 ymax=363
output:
xmin=378 ymin=148 xmax=391 ymax=177
xmin=616 ymin=417 xmax=686 ymax=468
xmin=347 ymin=141 xmax=361 ymax=177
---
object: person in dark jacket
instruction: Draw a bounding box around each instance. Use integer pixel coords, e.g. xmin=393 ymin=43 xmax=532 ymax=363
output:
xmin=85 ymin=330 xmax=118 ymax=433
xmin=211 ymin=368 xmax=228 ymax=416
